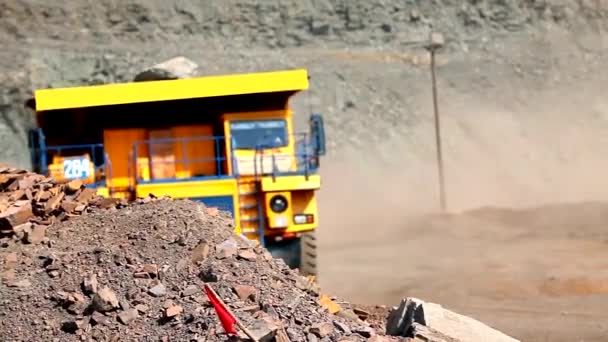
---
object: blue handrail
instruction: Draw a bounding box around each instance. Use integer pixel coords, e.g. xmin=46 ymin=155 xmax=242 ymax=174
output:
xmin=31 ymin=131 xmax=321 ymax=187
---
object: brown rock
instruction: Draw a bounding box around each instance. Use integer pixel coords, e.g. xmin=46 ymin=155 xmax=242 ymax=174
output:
xmin=4 ymin=252 xmax=18 ymax=265
xmin=12 ymin=200 xmax=29 ymax=207
xmin=142 ymin=264 xmax=158 ymax=276
xmin=0 ymin=203 xmax=33 ymax=230
xmin=0 ymin=174 xmax=11 ymax=186
xmin=75 ymin=187 xmax=96 ymax=203
xmin=65 ymin=180 xmax=83 ymax=193
xmin=17 ymin=176 xmax=37 ymax=190
xmin=191 ymin=241 xmax=210 ymax=264
xmin=180 ymin=285 xmax=199 ymax=297
xmin=54 ymin=291 xmax=71 ymax=303
xmin=45 ymin=258 xmax=61 ymax=272
xmin=133 ymin=272 xmax=150 ymax=279
xmin=238 ymin=249 xmax=257 ymax=261
xmin=205 ymin=207 xmax=219 ymax=216
xmin=35 ymin=190 xmax=52 ymax=202
xmin=72 ymin=292 xmax=86 ymax=303
xmin=8 ymin=278 xmax=31 ymax=288
xmin=247 ymin=317 xmax=279 ymax=342
xmin=25 ymin=225 xmax=47 ymax=244
xmin=0 ymin=269 xmax=16 ymax=282
xmin=165 ymin=305 xmax=183 ymax=318
xmin=96 ymin=197 xmax=118 ymax=209
xmin=6 ymin=177 xmax=21 ymax=191
xmin=120 ymin=298 xmax=131 ymax=310
xmin=354 ymin=327 xmax=375 ymax=338
xmin=49 ymin=185 xmax=59 ymax=194
xmin=193 ymin=295 xmax=210 ymax=306
xmin=45 ymin=192 xmax=65 ymax=214
xmin=353 ymin=308 xmax=370 ymax=321
xmin=66 ymin=300 xmax=88 ymax=315
xmin=13 ymin=222 xmax=32 ymax=235
xmin=135 ymin=304 xmax=149 ymax=313
xmin=216 ymin=239 xmax=238 ymax=259
xmin=91 ymin=312 xmax=110 ymax=326
xmin=275 ymin=327 xmax=291 ymax=342
xmin=163 ymin=300 xmax=175 ymax=309
xmin=92 ymin=287 xmax=119 ymax=312
xmin=9 ymin=189 xmax=26 ymax=201
xmin=234 ymin=285 xmax=257 ymax=301
xmin=148 ymin=281 xmax=167 ymax=297
xmin=118 ymin=309 xmax=139 ymax=325
xmin=61 ymin=200 xmax=79 ymax=214
xmin=24 ymin=188 xmax=33 ymax=201
xmin=333 ymin=320 xmax=352 ymax=334
xmin=337 ymin=308 xmax=361 ymax=322
xmin=241 ymin=305 xmax=260 ymax=313
xmin=83 ymin=273 xmax=98 ymax=294
xmin=310 ymin=322 xmax=334 ymax=338
xmin=262 ymin=251 xmax=274 ymax=261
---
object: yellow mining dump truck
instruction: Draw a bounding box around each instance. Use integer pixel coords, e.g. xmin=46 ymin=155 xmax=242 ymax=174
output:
xmin=24 ymin=69 xmax=326 ymax=276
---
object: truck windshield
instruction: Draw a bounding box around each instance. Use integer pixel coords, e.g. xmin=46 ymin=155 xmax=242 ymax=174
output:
xmin=230 ymin=119 xmax=288 ymax=150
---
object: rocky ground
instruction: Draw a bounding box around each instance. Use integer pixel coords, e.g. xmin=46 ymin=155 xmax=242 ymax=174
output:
xmin=0 ymin=167 xmax=518 ymax=342
xmin=320 ymin=202 xmax=608 ymax=341
xmin=2 ymin=1 xmax=608 ymax=341
xmin=0 ymin=167 xmax=379 ymax=341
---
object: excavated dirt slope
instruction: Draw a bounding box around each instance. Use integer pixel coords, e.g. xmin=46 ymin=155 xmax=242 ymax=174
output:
xmin=1 ymin=1 xmax=607 ymax=208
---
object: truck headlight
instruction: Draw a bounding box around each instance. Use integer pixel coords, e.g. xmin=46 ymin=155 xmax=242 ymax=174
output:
xmin=269 ymin=195 xmax=288 ymax=213
xmin=294 ymin=214 xmax=314 ymax=224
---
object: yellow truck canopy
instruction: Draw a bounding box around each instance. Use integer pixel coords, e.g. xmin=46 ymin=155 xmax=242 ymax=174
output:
xmin=29 ymin=69 xmax=309 ymax=112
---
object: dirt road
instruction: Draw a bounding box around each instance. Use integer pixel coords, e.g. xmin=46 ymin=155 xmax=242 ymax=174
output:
xmin=317 ymin=199 xmax=608 ymax=341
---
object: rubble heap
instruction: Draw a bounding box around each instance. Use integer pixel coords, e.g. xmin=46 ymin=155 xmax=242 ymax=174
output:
xmin=0 ymin=166 xmax=520 ymax=341
xmin=0 ymin=166 xmax=123 ymax=248
xmin=0 ymin=191 xmax=381 ymax=341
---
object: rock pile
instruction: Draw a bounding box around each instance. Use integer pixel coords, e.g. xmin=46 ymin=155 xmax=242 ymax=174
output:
xmin=0 ymin=191 xmax=380 ymax=341
xmin=0 ymin=166 xmax=124 ymax=248
xmin=0 ymin=167 xmax=520 ymax=341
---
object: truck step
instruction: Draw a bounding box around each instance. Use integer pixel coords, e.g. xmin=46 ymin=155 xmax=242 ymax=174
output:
xmin=240 ymin=216 xmax=260 ymax=223
xmin=240 ymin=203 xmax=258 ymax=210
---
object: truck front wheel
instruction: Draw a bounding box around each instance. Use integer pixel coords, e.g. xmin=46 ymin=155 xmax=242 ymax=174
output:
xmin=299 ymin=231 xmax=318 ymax=277
xmin=266 ymin=231 xmax=318 ymax=277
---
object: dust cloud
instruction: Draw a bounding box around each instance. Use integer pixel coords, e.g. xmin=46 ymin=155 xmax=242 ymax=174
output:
xmin=315 ymin=80 xmax=608 ymax=341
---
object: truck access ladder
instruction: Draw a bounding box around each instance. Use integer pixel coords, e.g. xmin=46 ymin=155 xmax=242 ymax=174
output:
xmin=234 ymin=146 xmax=266 ymax=247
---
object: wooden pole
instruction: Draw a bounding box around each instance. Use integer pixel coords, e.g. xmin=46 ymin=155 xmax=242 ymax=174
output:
xmin=426 ymin=32 xmax=447 ymax=212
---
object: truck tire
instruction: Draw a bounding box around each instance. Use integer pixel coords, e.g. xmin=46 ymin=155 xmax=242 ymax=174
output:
xmin=299 ymin=231 xmax=318 ymax=277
